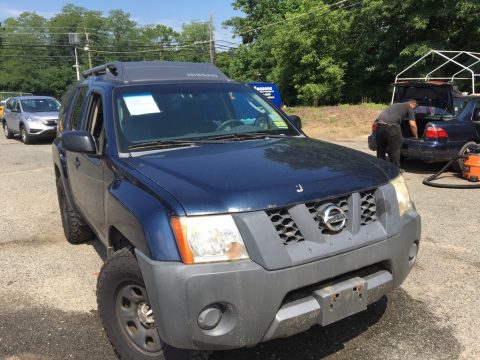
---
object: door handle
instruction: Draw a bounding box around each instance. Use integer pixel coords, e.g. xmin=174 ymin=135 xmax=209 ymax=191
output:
xmin=74 ymin=157 xmax=81 ymax=169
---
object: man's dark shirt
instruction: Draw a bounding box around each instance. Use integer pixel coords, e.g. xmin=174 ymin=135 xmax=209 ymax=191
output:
xmin=377 ymin=102 xmax=415 ymax=126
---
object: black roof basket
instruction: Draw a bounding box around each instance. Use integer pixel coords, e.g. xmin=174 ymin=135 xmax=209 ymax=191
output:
xmin=81 ymin=61 xmax=232 ymax=84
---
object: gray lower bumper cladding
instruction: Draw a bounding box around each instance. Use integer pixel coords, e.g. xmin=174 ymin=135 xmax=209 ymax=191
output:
xmin=262 ymin=270 xmax=391 ymax=341
xmin=136 ymin=211 xmax=420 ymax=351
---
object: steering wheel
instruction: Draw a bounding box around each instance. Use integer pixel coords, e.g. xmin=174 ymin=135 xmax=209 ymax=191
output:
xmin=254 ymin=115 xmax=271 ymax=130
xmin=216 ymin=119 xmax=244 ymax=131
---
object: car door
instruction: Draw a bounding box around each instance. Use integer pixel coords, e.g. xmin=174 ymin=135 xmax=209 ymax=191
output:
xmin=12 ymin=99 xmax=22 ymax=132
xmin=66 ymin=90 xmax=106 ymax=237
xmin=471 ymin=100 xmax=480 ymax=137
xmin=5 ymin=98 xmax=18 ymax=132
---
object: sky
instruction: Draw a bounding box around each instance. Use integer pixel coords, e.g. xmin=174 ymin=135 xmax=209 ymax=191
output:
xmin=0 ymin=0 xmax=243 ymax=43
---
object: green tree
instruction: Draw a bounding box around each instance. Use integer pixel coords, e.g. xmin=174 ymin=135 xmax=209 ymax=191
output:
xmin=176 ymin=21 xmax=211 ymax=62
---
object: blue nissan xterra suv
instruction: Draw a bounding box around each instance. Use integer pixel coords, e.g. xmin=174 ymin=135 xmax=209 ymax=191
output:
xmin=52 ymin=61 xmax=421 ymax=360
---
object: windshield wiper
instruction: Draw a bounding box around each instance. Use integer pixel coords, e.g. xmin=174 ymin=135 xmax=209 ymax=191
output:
xmin=128 ymin=133 xmax=287 ymax=150
xmin=128 ymin=139 xmax=214 ymax=150
xmin=206 ymin=132 xmax=286 ymax=141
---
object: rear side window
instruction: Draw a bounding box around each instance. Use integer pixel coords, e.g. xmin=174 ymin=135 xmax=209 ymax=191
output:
xmin=83 ymin=93 xmax=105 ymax=154
xmin=58 ymin=85 xmax=77 ymax=133
xmin=6 ymin=99 xmax=13 ymax=111
xmin=473 ymin=101 xmax=480 ymax=122
xmin=69 ymin=87 xmax=88 ymax=130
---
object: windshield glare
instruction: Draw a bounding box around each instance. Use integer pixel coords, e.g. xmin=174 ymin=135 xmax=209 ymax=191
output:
xmin=21 ymin=98 xmax=60 ymax=112
xmin=114 ymin=83 xmax=298 ymax=151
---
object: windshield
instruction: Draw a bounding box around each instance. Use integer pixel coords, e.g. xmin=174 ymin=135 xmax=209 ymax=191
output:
xmin=21 ymin=98 xmax=60 ymax=113
xmin=114 ymin=83 xmax=298 ymax=152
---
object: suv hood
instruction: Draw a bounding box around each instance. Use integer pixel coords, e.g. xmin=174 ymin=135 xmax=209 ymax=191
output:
xmin=24 ymin=111 xmax=59 ymax=120
xmin=393 ymin=81 xmax=453 ymax=111
xmin=127 ymin=137 xmax=397 ymax=215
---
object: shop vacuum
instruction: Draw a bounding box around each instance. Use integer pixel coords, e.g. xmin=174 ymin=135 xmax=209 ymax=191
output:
xmin=423 ymin=144 xmax=480 ymax=188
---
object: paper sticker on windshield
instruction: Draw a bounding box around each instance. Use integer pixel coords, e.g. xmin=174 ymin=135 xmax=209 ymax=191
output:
xmin=123 ymin=93 xmax=160 ymax=116
xmin=270 ymin=113 xmax=288 ymax=129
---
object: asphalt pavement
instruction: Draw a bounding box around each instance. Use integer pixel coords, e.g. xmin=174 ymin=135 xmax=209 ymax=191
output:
xmin=0 ymin=135 xmax=478 ymax=360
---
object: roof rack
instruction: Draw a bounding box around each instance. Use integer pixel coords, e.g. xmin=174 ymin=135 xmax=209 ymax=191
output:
xmin=391 ymin=50 xmax=480 ymax=104
xmin=81 ymin=61 xmax=232 ymax=84
xmin=82 ymin=62 xmax=120 ymax=79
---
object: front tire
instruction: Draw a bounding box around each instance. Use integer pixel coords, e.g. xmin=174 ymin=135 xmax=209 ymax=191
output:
xmin=3 ymin=121 xmax=13 ymax=139
xmin=20 ymin=125 xmax=32 ymax=144
xmin=97 ymin=248 xmax=209 ymax=360
xmin=56 ymin=177 xmax=94 ymax=244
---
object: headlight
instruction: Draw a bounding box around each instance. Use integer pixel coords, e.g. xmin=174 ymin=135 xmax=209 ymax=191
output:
xmin=390 ymin=174 xmax=412 ymax=217
xmin=171 ymin=215 xmax=249 ymax=264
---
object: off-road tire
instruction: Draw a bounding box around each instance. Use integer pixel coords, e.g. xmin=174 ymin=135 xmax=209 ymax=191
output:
xmin=56 ymin=177 xmax=94 ymax=244
xmin=452 ymin=141 xmax=477 ymax=172
xmin=3 ymin=121 xmax=13 ymax=139
xmin=97 ymin=248 xmax=210 ymax=360
xmin=20 ymin=125 xmax=32 ymax=144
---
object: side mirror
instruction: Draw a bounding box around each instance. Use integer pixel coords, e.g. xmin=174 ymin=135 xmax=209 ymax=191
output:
xmin=62 ymin=131 xmax=96 ymax=154
xmin=288 ymin=115 xmax=302 ymax=130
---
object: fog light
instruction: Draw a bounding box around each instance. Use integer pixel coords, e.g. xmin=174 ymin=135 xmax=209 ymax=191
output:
xmin=197 ymin=306 xmax=223 ymax=330
xmin=408 ymin=242 xmax=418 ymax=265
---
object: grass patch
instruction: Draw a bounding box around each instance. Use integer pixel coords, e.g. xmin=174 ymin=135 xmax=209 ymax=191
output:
xmin=285 ymin=103 xmax=387 ymax=140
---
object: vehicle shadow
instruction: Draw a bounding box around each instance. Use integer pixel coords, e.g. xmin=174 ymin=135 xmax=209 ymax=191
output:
xmin=210 ymin=288 xmax=461 ymax=360
xmin=210 ymin=297 xmax=388 ymax=360
xmin=401 ymin=158 xmax=453 ymax=175
xmin=10 ymin=136 xmax=55 ymax=145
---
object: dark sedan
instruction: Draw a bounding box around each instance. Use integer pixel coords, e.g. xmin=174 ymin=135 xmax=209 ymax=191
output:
xmin=368 ymin=82 xmax=480 ymax=170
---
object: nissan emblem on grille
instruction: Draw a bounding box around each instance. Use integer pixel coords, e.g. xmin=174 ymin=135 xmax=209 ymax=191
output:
xmin=320 ymin=204 xmax=347 ymax=232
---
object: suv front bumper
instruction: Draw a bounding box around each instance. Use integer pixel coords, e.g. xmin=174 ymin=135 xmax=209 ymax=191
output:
xmin=26 ymin=122 xmax=57 ymax=138
xmin=136 ymin=210 xmax=420 ymax=351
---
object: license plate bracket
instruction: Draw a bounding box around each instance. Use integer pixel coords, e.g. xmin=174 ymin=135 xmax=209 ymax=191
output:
xmin=313 ymin=277 xmax=367 ymax=326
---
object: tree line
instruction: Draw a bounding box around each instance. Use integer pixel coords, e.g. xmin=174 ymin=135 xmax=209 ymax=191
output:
xmin=1 ymin=1 xmax=480 ymax=104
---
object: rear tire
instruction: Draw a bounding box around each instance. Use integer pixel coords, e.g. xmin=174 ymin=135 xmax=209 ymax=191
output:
xmin=452 ymin=141 xmax=476 ymax=172
xmin=3 ymin=121 xmax=13 ymax=139
xmin=97 ymin=248 xmax=210 ymax=360
xmin=20 ymin=125 xmax=32 ymax=144
xmin=56 ymin=177 xmax=94 ymax=244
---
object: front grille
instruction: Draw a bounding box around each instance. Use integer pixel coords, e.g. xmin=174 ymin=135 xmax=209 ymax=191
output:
xmin=360 ymin=190 xmax=377 ymax=225
xmin=267 ymin=189 xmax=378 ymax=245
xmin=306 ymin=196 xmax=349 ymax=234
xmin=266 ymin=208 xmax=304 ymax=245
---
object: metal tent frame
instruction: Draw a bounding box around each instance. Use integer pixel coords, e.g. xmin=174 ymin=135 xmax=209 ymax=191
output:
xmin=391 ymin=50 xmax=480 ymax=104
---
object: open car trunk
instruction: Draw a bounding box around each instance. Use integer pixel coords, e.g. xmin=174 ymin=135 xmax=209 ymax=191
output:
xmin=400 ymin=112 xmax=445 ymax=138
xmin=393 ymin=81 xmax=454 ymax=138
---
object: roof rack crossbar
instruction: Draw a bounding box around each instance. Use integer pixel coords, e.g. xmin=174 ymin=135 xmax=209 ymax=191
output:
xmin=82 ymin=62 xmax=120 ymax=79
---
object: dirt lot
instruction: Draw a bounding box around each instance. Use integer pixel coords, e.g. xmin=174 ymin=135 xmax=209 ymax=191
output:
xmin=0 ymin=130 xmax=479 ymax=360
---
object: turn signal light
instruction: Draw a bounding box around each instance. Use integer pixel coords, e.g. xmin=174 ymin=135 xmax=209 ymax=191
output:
xmin=424 ymin=125 xmax=448 ymax=140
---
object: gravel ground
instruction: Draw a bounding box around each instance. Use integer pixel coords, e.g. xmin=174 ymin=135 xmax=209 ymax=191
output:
xmin=0 ymin=134 xmax=478 ymax=360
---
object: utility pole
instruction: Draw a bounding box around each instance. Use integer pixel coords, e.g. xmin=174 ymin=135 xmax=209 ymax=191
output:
xmin=74 ymin=47 xmax=80 ymax=80
xmin=209 ymin=14 xmax=215 ymax=64
xmin=69 ymin=33 xmax=81 ymax=80
xmin=84 ymin=28 xmax=93 ymax=69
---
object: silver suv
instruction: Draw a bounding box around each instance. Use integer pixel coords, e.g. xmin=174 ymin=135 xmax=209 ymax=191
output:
xmin=3 ymin=96 xmax=60 ymax=144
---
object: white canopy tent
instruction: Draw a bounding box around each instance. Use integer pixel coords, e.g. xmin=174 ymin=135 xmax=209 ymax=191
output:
xmin=391 ymin=50 xmax=480 ymax=104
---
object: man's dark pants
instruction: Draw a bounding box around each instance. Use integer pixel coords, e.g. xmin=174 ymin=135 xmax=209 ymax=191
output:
xmin=376 ymin=123 xmax=402 ymax=167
